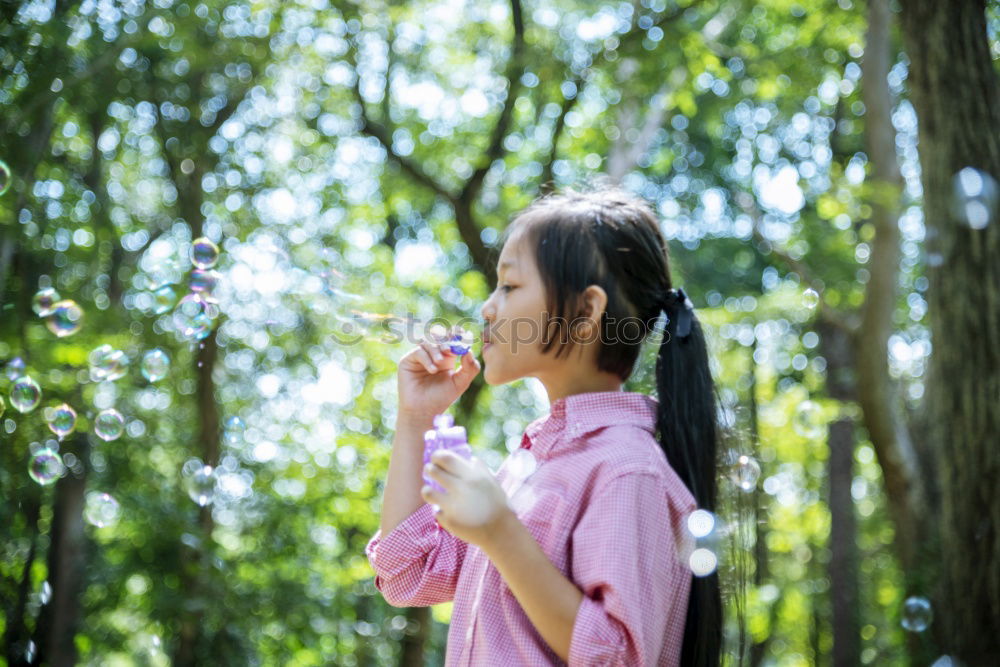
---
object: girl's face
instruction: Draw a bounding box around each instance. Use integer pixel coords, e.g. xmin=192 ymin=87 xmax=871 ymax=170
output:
xmin=480 ymin=227 xmax=603 ymax=389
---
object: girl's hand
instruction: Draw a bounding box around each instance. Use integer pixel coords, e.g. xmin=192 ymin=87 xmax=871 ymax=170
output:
xmin=397 ymin=333 xmax=481 ymax=419
xmin=421 ymin=449 xmax=512 ymax=549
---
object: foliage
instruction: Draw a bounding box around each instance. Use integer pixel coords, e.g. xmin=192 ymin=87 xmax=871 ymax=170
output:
xmin=1 ymin=0 xmax=964 ymax=664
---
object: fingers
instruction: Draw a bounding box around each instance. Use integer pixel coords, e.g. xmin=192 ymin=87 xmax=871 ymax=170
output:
xmin=424 ymin=459 xmax=459 ymax=488
xmin=420 ymin=483 xmax=444 ymax=507
xmin=429 ymin=449 xmax=467 ymax=473
xmin=413 ymin=345 xmax=440 ymax=374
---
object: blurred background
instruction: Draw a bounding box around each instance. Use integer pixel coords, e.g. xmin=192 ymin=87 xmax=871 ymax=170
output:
xmin=1 ymin=0 xmax=998 ymax=665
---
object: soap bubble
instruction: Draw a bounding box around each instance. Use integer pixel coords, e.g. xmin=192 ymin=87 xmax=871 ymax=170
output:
xmin=84 ymin=491 xmax=121 ymax=528
xmin=45 ymin=403 xmax=77 ymax=438
xmin=172 ymin=293 xmax=216 ymax=340
xmin=28 ymin=448 xmax=65 ymax=485
xmin=223 ymin=416 xmax=245 ymax=446
xmin=802 ymin=288 xmax=820 ymax=310
xmin=507 ymin=448 xmax=538 ymax=481
xmin=726 ymin=451 xmax=761 ymax=492
xmin=689 ymin=548 xmax=719 ymax=577
xmin=188 ymin=268 xmax=220 ymax=295
xmin=686 ymin=509 xmax=723 ymax=577
xmin=5 ymin=356 xmax=26 ymax=381
xmin=0 ymin=159 xmax=10 ymax=196
xmin=94 ymin=409 xmax=125 ymax=441
xmin=32 ymin=287 xmax=60 ymax=316
xmin=44 ymin=300 xmax=84 ymax=337
xmin=901 ymin=596 xmax=933 ymax=632
xmin=182 ymin=459 xmax=217 ymax=506
xmin=89 ymin=344 xmax=129 ymax=382
xmin=10 ymin=376 xmax=41 ymax=413
xmin=792 ymin=400 xmax=825 ymax=439
xmin=190 ymin=237 xmax=220 ymax=269
xmin=952 ymin=167 xmax=998 ymax=230
xmin=687 ymin=509 xmax=716 ymax=538
xmin=152 ymin=285 xmax=176 ymax=314
xmin=141 ymin=348 xmax=170 ymax=382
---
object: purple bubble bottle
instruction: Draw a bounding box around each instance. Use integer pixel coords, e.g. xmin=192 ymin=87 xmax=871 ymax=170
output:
xmin=423 ymin=414 xmax=472 ymax=494
xmin=448 ymin=327 xmax=474 ymax=356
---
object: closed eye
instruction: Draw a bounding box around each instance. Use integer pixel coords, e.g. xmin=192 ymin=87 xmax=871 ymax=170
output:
xmin=499 ymin=284 xmax=515 ymax=293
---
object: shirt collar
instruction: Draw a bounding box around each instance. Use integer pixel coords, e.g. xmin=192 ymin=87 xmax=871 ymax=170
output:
xmin=521 ymin=390 xmax=659 ymax=460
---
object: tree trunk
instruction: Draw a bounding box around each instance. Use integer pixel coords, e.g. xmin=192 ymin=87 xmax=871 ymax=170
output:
xmin=818 ymin=314 xmax=860 ymax=666
xmin=827 ymin=418 xmax=859 ymax=667
xmin=855 ymin=0 xmax=927 ymax=576
xmin=398 ymin=606 xmax=430 ymax=667
xmin=898 ymin=0 xmax=1000 ymax=662
xmin=31 ymin=435 xmax=89 ymax=666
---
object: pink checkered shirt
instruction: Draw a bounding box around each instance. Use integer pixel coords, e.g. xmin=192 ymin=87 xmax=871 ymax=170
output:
xmin=365 ymin=391 xmax=696 ymax=665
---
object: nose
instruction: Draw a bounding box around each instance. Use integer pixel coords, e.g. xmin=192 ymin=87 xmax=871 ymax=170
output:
xmin=480 ymin=292 xmax=497 ymax=322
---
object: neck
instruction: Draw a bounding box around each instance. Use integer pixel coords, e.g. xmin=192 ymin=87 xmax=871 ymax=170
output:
xmin=538 ymin=370 xmax=623 ymax=405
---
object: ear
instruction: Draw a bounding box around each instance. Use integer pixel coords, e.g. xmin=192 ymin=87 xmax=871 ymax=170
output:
xmin=580 ymin=285 xmax=608 ymax=326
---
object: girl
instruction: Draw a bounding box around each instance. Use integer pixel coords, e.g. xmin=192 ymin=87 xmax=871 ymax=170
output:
xmin=366 ymin=185 xmax=722 ymax=666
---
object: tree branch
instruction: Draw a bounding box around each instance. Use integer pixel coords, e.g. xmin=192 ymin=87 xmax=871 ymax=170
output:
xmin=540 ymin=71 xmax=588 ymax=194
xmin=735 ymin=190 xmax=860 ymax=335
xmin=459 ymin=0 xmax=527 ymax=205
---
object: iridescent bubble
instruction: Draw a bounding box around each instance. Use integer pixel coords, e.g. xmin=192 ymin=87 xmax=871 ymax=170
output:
xmin=727 ymin=452 xmax=761 ymax=492
xmin=84 ymin=491 xmax=121 ymax=528
xmin=28 ymin=448 xmax=65 ymax=485
xmin=190 ymin=237 xmax=220 ymax=269
xmin=89 ymin=344 xmax=129 ymax=382
xmin=94 ymin=409 xmax=125 ymax=442
xmin=32 ymin=287 xmax=60 ymax=316
xmin=189 ymin=268 xmax=220 ymax=294
xmin=152 ymin=285 xmax=176 ymax=315
xmin=952 ymin=167 xmax=998 ymax=230
xmin=182 ymin=459 xmax=217 ymax=506
xmin=223 ymin=416 xmax=245 ymax=446
xmin=5 ymin=356 xmax=26 ymax=381
xmin=792 ymin=400 xmax=825 ymax=439
xmin=802 ymin=288 xmax=820 ymax=310
xmin=901 ymin=596 xmax=933 ymax=633
xmin=0 ymin=159 xmax=10 ymax=196
xmin=141 ymin=348 xmax=170 ymax=382
xmin=10 ymin=376 xmax=41 ymax=413
xmin=45 ymin=403 xmax=77 ymax=438
xmin=172 ymin=293 xmax=215 ymax=340
xmin=44 ymin=300 xmax=84 ymax=337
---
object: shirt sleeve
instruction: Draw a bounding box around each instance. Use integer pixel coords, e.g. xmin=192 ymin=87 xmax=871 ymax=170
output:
xmin=365 ymin=502 xmax=469 ymax=607
xmin=567 ymin=473 xmax=692 ymax=666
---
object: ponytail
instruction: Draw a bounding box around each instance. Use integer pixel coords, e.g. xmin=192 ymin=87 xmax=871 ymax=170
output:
xmin=655 ymin=294 xmax=722 ymax=667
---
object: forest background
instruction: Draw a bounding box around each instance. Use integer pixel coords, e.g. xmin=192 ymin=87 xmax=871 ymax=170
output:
xmin=1 ymin=0 xmax=998 ymax=665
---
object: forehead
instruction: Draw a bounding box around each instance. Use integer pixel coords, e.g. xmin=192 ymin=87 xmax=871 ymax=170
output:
xmin=497 ymin=229 xmax=528 ymax=269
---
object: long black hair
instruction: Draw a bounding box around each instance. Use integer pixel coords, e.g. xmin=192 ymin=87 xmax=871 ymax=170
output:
xmin=501 ymin=182 xmax=722 ymax=666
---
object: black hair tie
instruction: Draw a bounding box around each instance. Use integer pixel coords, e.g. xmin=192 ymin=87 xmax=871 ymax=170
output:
xmin=661 ymin=287 xmax=694 ymax=340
